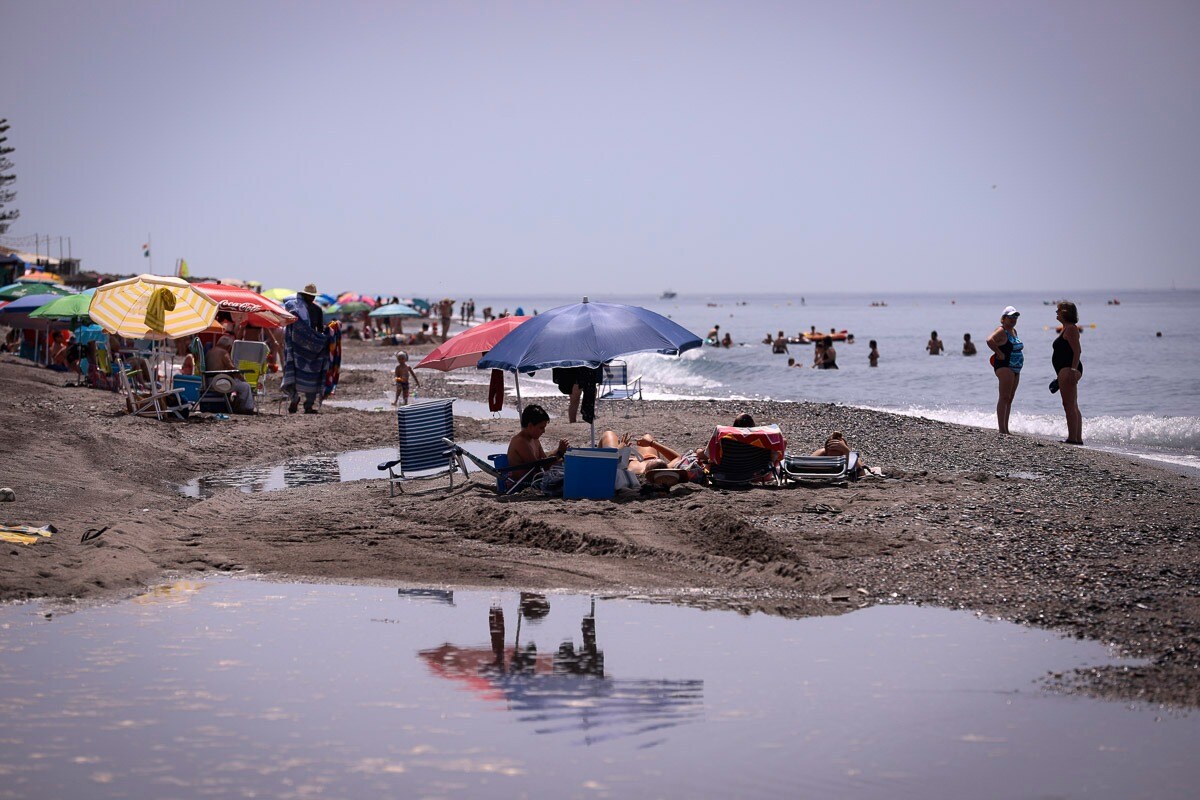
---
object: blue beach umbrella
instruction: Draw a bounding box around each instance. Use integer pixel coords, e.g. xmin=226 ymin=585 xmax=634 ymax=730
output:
xmin=477 ymin=297 xmax=701 ymax=444
xmin=0 ymin=293 xmax=70 ymax=364
xmin=477 ymin=297 xmax=701 ymax=373
xmin=369 ymin=302 xmax=421 ymax=318
xmin=0 ymin=293 xmax=71 ymax=329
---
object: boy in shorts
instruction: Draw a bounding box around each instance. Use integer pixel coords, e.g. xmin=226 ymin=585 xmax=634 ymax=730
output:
xmin=393 ymin=351 xmax=420 ymax=406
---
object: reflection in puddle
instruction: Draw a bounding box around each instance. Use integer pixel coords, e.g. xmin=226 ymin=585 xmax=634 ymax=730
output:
xmin=420 ymin=594 xmax=703 ymax=746
xmin=180 ymin=440 xmax=504 ymax=498
xmin=1 ymin=578 xmax=1197 ymax=799
xmin=323 ymin=394 xmax=520 ymax=419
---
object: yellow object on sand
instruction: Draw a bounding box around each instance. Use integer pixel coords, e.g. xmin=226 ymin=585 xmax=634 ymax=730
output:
xmin=0 ymin=524 xmax=57 ymax=546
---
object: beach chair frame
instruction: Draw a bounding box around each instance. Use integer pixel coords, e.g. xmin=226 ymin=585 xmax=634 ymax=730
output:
xmin=442 ymin=439 xmax=557 ymax=495
xmin=780 ymin=453 xmax=857 ymax=485
xmin=114 ymin=354 xmax=188 ymax=421
xmin=377 ymin=399 xmax=465 ymax=496
xmin=599 ymin=359 xmax=643 ymax=415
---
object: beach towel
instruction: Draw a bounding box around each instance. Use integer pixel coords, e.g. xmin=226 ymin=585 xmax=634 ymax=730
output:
xmin=324 ymin=320 xmax=342 ymax=397
xmin=705 ymin=424 xmax=787 ymax=465
xmin=0 ymin=524 xmax=56 ymax=546
xmin=144 ymin=287 xmax=177 ymax=333
xmin=282 ymin=298 xmax=331 ymax=395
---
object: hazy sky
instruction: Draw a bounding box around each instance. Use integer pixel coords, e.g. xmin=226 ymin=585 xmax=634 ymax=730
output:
xmin=3 ymin=0 xmax=1197 ymax=295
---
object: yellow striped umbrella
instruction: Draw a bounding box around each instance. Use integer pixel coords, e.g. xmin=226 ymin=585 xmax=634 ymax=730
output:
xmin=89 ymin=274 xmax=219 ymax=339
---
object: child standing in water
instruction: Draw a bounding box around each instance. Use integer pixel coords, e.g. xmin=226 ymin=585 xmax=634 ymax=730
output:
xmin=868 ymin=340 xmax=879 ymax=367
xmin=393 ymin=351 xmax=420 ymax=406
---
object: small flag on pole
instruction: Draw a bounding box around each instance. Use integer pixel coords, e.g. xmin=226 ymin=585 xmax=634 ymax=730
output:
xmin=142 ymin=243 xmax=151 ymax=258
xmin=179 ymin=259 xmax=189 ymax=278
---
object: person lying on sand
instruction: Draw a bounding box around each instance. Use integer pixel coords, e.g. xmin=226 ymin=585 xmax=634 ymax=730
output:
xmin=598 ymin=431 xmax=707 ymax=488
xmin=812 ymin=430 xmax=868 ymax=477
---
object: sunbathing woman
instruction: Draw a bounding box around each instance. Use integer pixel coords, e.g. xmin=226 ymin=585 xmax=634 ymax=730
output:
xmin=598 ymin=430 xmax=706 ymax=487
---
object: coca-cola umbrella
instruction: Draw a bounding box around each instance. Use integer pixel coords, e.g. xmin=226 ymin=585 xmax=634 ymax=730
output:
xmin=193 ymin=283 xmax=297 ymax=329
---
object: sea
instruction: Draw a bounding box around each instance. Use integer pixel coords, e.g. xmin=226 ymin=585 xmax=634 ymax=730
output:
xmin=441 ymin=290 xmax=1200 ymax=475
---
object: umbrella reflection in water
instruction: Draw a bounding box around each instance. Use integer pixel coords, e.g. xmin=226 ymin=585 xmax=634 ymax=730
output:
xmin=419 ymin=595 xmax=704 ymax=746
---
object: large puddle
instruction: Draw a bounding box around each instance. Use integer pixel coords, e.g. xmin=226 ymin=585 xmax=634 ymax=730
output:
xmin=180 ymin=440 xmax=504 ymax=498
xmin=1 ymin=578 xmax=1196 ymax=798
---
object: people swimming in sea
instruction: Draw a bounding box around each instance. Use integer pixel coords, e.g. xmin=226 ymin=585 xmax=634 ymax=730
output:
xmin=772 ymin=331 xmax=789 ymax=354
xmin=868 ymin=340 xmax=879 ymax=367
xmin=927 ymin=331 xmax=944 ymax=355
xmin=962 ymin=333 xmax=977 ymax=356
xmin=762 ymin=332 xmax=773 ymax=345
xmin=819 ymin=336 xmax=838 ymax=369
xmin=721 ymin=332 xmax=733 ymax=348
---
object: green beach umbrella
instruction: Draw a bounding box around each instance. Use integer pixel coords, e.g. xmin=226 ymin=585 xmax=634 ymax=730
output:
xmin=28 ymin=289 xmax=96 ymax=322
xmin=337 ymin=301 xmax=371 ymax=315
xmin=0 ymin=282 xmax=73 ymax=301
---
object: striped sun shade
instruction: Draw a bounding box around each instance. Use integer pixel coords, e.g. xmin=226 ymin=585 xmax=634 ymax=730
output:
xmin=89 ymin=274 xmax=219 ymax=339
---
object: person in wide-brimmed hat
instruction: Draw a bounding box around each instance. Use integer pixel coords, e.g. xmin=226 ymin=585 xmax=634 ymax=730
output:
xmin=281 ymin=282 xmax=332 ymax=414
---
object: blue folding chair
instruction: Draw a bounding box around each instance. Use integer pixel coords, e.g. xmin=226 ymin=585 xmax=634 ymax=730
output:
xmin=377 ymin=399 xmax=465 ymax=495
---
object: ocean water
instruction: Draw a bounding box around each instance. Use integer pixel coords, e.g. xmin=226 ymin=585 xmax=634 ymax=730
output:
xmin=448 ymin=290 xmax=1200 ymax=472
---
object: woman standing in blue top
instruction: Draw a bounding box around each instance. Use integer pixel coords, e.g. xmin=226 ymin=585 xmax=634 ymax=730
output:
xmin=986 ymin=305 xmax=1024 ymax=435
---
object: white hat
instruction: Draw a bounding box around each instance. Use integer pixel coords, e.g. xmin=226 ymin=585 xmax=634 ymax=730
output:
xmin=1002 ymin=305 xmax=1020 ymax=317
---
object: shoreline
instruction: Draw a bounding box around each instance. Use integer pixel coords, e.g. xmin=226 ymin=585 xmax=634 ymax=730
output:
xmin=2 ymin=340 xmax=1199 ymax=707
xmin=347 ymin=358 xmax=1200 ymax=480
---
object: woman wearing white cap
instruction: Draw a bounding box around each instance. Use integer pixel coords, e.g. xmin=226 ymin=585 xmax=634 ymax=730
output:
xmin=986 ymin=306 xmax=1024 ymax=434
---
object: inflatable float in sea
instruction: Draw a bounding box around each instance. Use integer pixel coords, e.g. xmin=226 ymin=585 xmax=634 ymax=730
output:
xmin=803 ymin=330 xmax=851 ymax=342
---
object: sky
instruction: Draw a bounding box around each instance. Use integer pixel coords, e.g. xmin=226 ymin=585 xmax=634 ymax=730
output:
xmin=2 ymin=0 xmax=1198 ymax=296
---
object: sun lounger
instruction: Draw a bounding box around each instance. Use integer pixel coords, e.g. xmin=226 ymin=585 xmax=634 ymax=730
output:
xmin=705 ymin=425 xmax=786 ymax=488
xmin=780 ymin=453 xmax=859 ymax=484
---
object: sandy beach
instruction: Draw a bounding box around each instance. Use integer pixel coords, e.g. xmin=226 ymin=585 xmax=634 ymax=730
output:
xmin=2 ymin=338 xmax=1198 ymax=707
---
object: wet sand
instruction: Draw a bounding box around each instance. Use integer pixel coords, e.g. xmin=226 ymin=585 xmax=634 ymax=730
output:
xmin=2 ymin=340 xmax=1198 ymax=707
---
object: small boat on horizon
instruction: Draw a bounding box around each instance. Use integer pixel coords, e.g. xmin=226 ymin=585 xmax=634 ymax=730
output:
xmin=660 ymin=290 xmax=677 ymax=300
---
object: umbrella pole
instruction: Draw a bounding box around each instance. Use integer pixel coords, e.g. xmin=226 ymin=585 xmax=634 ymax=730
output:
xmin=514 ymin=371 xmax=522 ymax=410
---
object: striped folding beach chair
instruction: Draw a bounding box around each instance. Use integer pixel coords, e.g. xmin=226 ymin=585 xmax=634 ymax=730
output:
xmin=377 ymin=399 xmax=465 ymax=495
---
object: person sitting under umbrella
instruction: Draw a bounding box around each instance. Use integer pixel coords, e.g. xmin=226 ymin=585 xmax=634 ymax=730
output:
xmin=508 ymin=404 xmax=570 ymax=490
xmin=207 ymin=335 xmax=256 ymax=414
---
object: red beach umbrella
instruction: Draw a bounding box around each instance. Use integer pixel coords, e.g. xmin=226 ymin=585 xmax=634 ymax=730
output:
xmin=416 ymin=316 xmax=530 ymax=372
xmin=193 ymin=283 xmax=297 ymax=329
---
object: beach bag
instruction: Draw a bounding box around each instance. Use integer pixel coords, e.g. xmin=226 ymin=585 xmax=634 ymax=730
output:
xmin=534 ymin=466 xmax=565 ymax=496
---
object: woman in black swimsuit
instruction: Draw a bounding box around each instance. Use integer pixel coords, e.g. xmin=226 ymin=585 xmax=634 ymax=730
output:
xmin=1053 ymin=301 xmax=1083 ymax=444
